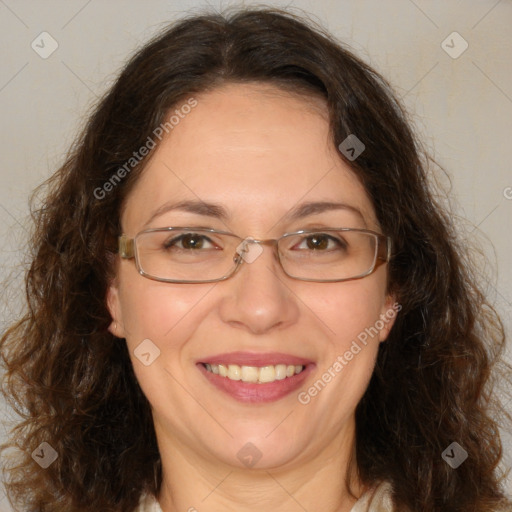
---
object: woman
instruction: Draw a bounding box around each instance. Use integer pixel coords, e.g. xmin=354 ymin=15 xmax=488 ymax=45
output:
xmin=1 ymin=7 xmax=510 ymax=512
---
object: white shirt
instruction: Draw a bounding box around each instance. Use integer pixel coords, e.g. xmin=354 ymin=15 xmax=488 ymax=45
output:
xmin=135 ymin=481 xmax=394 ymax=512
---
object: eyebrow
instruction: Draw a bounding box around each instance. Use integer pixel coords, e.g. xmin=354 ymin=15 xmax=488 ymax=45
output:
xmin=143 ymin=200 xmax=228 ymax=228
xmin=284 ymin=201 xmax=365 ymax=224
xmin=143 ymin=199 xmax=365 ymax=228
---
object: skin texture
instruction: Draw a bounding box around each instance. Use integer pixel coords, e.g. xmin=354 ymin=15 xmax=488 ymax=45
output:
xmin=107 ymin=83 xmax=396 ymax=512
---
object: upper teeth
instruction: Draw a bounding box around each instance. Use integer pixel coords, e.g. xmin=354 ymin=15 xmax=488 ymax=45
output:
xmin=204 ymin=363 xmax=304 ymax=384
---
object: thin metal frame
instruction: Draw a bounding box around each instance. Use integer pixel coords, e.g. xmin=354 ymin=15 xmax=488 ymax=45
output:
xmin=118 ymin=227 xmax=392 ymax=284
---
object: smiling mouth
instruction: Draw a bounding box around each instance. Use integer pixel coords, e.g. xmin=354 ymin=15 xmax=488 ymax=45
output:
xmin=202 ymin=363 xmax=305 ymax=384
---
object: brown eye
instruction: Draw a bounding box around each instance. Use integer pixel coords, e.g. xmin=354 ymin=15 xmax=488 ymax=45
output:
xmin=164 ymin=233 xmax=212 ymax=250
xmin=304 ymin=234 xmax=344 ymax=250
xmin=290 ymin=233 xmax=348 ymax=253
xmin=305 ymin=234 xmax=330 ymax=250
xmin=180 ymin=233 xmax=204 ymax=249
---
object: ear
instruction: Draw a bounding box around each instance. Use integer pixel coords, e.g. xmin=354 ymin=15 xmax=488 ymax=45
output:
xmin=377 ymin=295 xmax=400 ymax=343
xmin=106 ymin=278 xmax=126 ymax=338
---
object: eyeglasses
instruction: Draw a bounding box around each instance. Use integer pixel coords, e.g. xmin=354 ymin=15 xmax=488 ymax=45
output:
xmin=118 ymin=227 xmax=391 ymax=284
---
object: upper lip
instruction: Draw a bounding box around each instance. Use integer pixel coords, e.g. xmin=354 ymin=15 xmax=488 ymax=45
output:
xmin=199 ymin=351 xmax=313 ymax=367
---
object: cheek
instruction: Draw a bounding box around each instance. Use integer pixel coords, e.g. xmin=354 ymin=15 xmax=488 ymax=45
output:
xmin=299 ymin=281 xmax=386 ymax=416
xmin=116 ymin=271 xmax=215 ymax=413
xmin=117 ymin=265 xmax=213 ymax=348
xmin=313 ymin=273 xmax=388 ymax=347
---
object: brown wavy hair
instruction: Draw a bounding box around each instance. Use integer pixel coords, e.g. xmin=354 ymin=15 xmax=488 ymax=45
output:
xmin=1 ymin=7 xmax=510 ymax=512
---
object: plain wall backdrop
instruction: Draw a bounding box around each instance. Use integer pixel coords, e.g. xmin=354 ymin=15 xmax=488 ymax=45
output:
xmin=1 ymin=0 xmax=511 ymax=509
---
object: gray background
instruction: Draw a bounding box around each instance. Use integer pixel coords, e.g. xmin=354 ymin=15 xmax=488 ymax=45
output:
xmin=1 ymin=0 xmax=511 ymax=510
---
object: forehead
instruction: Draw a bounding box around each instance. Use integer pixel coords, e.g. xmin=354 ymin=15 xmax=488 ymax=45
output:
xmin=121 ymin=83 xmax=378 ymax=233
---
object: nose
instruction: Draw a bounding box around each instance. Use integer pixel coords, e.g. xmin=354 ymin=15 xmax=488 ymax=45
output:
xmin=218 ymin=240 xmax=300 ymax=335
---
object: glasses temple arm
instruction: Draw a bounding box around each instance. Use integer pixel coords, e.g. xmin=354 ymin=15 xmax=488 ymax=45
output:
xmin=377 ymin=235 xmax=392 ymax=262
xmin=119 ymin=235 xmax=135 ymax=259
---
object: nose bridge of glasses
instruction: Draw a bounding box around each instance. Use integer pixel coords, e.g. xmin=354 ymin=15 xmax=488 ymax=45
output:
xmin=242 ymin=237 xmax=279 ymax=247
xmin=233 ymin=236 xmax=280 ymax=265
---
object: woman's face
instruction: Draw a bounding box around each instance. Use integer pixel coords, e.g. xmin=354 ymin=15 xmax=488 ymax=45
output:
xmin=108 ymin=83 xmax=395 ymax=472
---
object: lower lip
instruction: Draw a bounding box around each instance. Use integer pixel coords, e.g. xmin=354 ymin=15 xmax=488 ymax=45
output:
xmin=198 ymin=363 xmax=314 ymax=403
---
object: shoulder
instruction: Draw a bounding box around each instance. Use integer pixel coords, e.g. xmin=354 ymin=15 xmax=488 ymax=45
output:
xmin=350 ymin=481 xmax=394 ymax=512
